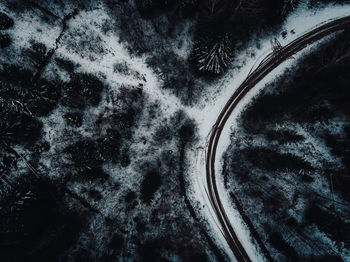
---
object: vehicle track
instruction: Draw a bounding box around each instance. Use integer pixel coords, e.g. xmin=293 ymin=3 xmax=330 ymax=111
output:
xmin=205 ymin=15 xmax=350 ymax=262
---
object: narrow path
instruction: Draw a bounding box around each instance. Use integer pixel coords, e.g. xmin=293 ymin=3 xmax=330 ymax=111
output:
xmin=205 ymin=15 xmax=350 ymax=262
xmin=33 ymin=8 xmax=79 ymax=81
xmin=178 ymin=141 xmax=227 ymax=262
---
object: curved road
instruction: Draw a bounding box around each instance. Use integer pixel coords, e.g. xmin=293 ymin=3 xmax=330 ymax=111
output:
xmin=205 ymin=15 xmax=350 ymax=262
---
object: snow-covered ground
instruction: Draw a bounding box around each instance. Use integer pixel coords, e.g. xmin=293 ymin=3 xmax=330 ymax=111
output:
xmin=47 ymin=3 xmax=350 ymax=261
xmin=2 ymin=0 xmax=350 ymax=260
xmin=185 ymin=3 xmax=350 ymax=261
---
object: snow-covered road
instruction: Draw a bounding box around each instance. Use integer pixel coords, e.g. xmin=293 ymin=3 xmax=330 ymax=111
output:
xmin=185 ymin=3 xmax=350 ymax=261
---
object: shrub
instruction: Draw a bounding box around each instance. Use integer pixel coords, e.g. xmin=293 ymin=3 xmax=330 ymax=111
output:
xmin=0 ymin=113 xmax=42 ymax=146
xmin=0 ymin=12 xmax=14 ymax=30
xmin=25 ymin=42 xmax=47 ymax=65
xmin=134 ymin=0 xmax=157 ymax=18
xmin=65 ymin=139 xmax=100 ymax=171
xmin=0 ymin=33 xmax=11 ymax=48
xmin=139 ymin=241 xmax=161 ymax=262
xmin=55 ymin=58 xmax=75 ymax=73
xmin=134 ymin=0 xmax=197 ymax=18
xmin=63 ymin=112 xmax=83 ymax=127
xmin=244 ymin=148 xmax=314 ymax=172
xmin=120 ymin=148 xmax=131 ymax=167
xmin=305 ymin=205 xmax=350 ymax=246
xmin=180 ymin=246 xmax=208 ymax=262
xmin=96 ymin=129 xmax=121 ymax=163
xmin=113 ymin=108 xmax=136 ymax=132
xmin=269 ymin=232 xmax=298 ymax=259
xmin=64 ymin=139 xmax=109 ymax=181
xmin=109 ymin=234 xmax=124 ymax=249
xmin=266 ymin=130 xmax=304 ymax=144
xmin=62 ymin=73 xmax=104 ymax=110
xmin=125 ymin=191 xmax=136 ymax=203
xmin=140 ymin=170 xmax=162 ymax=204
xmin=178 ymin=122 xmax=195 ymax=144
